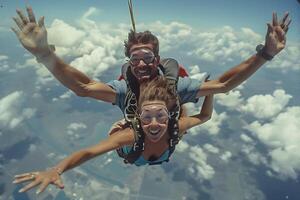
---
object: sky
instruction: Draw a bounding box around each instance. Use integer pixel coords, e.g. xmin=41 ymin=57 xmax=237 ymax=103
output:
xmin=0 ymin=0 xmax=300 ymax=200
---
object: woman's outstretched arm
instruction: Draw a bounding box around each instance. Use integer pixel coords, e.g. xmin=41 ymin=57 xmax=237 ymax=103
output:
xmin=13 ymin=128 xmax=134 ymax=194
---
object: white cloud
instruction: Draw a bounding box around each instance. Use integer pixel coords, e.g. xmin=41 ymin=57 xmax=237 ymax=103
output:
xmin=67 ymin=122 xmax=87 ymax=135
xmin=245 ymin=106 xmax=300 ymax=179
xmin=139 ymin=21 xmax=193 ymax=53
xmin=187 ymin=26 xmax=261 ymax=65
xmin=241 ymin=144 xmax=268 ymax=166
xmin=188 ymin=146 xmax=215 ymax=181
xmin=48 ymin=19 xmax=86 ymax=47
xmin=189 ymin=110 xmax=228 ymax=135
xmin=29 ymin=144 xmax=37 ymax=152
xmin=70 ymin=46 xmax=118 ymax=78
xmin=0 ymin=55 xmax=9 ymax=72
xmin=241 ymin=28 xmax=261 ymax=41
xmin=240 ymin=89 xmax=292 ymax=119
xmin=53 ymin=91 xmax=73 ymax=101
xmin=47 ymin=152 xmax=56 ymax=159
xmin=203 ymin=143 xmax=219 ymax=154
xmin=0 ymin=91 xmax=36 ymax=129
xmin=142 ymin=21 xmax=299 ymax=72
xmin=220 ymin=151 xmax=232 ymax=162
xmin=216 ymin=90 xmax=243 ymax=109
xmin=240 ymin=133 xmax=254 ymax=143
xmin=189 ymin=65 xmax=207 ymax=80
xmin=0 ymin=55 xmax=8 ymax=61
xmin=60 ymin=91 xmax=73 ymax=99
xmin=176 ymin=140 xmax=189 ymax=153
xmin=266 ymin=44 xmax=300 ymax=72
xmin=78 ymin=7 xmax=100 ymax=30
xmin=0 ymin=63 xmax=9 ymax=72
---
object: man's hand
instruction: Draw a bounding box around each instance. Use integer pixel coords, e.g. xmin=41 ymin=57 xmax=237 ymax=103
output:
xmin=265 ymin=12 xmax=291 ymax=57
xmin=11 ymin=6 xmax=51 ymax=58
xmin=13 ymin=169 xmax=64 ymax=195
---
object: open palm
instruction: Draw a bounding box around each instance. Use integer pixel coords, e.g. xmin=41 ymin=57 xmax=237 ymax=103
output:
xmin=12 ymin=7 xmax=50 ymax=56
xmin=265 ymin=12 xmax=291 ymax=56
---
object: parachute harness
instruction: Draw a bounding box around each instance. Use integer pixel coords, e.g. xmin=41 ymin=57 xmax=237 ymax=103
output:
xmin=115 ymin=2 xmax=182 ymax=165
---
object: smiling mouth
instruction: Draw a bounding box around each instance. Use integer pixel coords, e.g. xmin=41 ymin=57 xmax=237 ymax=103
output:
xmin=149 ymin=129 xmax=160 ymax=136
xmin=135 ymin=68 xmax=152 ymax=78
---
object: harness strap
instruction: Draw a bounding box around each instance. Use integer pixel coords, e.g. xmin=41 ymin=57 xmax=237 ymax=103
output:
xmin=122 ymin=119 xmax=145 ymax=164
xmin=119 ymin=58 xmax=181 ymax=165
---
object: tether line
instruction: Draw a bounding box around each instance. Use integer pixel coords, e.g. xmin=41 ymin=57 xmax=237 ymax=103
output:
xmin=128 ymin=0 xmax=136 ymax=32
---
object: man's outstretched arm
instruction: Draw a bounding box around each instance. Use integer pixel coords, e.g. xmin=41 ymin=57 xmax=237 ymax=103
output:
xmin=11 ymin=6 xmax=116 ymax=103
xmin=197 ymin=12 xmax=291 ymax=97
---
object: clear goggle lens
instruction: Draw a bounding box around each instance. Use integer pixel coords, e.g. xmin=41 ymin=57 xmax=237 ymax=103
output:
xmin=140 ymin=108 xmax=169 ymax=125
xmin=129 ymin=51 xmax=155 ymax=66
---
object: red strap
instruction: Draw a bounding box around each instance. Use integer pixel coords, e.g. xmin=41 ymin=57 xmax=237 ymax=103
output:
xmin=178 ymin=65 xmax=189 ymax=77
xmin=118 ymin=75 xmax=124 ymax=81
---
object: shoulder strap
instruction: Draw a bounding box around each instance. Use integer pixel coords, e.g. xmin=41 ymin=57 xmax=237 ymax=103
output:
xmin=122 ymin=119 xmax=145 ymax=164
xmin=159 ymin=58 xmax=179 ymax=81
xmin=121 ymin=62 xmax=130 ymax=80
xmin=120 ymin=59 xmax=181 ymax=164
xmin=159 ymin=58 xmax=182 ymax=162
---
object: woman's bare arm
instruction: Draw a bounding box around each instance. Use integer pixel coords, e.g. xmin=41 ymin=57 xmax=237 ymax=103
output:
xmin=54 ymin=128 xmax=134 ymax=174
xmin=13 ymin=128 xmax=134 ymax=194
xmin=179 ymin=94 xmax=214 ymax=134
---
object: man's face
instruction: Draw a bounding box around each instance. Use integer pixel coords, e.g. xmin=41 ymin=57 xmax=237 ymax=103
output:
xmin=129 ymin=43 xmax=160 ymax=82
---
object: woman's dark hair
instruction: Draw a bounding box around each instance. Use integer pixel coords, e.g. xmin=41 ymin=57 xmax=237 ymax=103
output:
xmin=124 ymin=30 xmax=159 ymax=57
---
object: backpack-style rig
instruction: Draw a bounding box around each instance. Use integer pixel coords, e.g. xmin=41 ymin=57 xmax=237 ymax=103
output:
xmin=116 ymin=58 xmax=189 ymax=165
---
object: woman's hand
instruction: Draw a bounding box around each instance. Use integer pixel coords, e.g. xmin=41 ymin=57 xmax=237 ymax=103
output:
xmin=13 ymin=168 xmax=64 ymax=194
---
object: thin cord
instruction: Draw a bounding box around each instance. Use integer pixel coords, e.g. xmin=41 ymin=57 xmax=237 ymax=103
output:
xmin=128 ymin=0 xmax=136 ymax=32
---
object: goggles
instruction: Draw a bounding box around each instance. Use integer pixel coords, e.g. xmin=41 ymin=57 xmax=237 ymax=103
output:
xmin=129 ymin=49 xmax=155 ymax=66
xmin=139 ymin=105 xmax=169 ymax=125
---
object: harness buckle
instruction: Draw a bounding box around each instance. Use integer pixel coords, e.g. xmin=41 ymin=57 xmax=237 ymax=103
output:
xmin=170 ymin=138 xmax=179 ymax=147
xmin=133 ymin=143 xmax=138 ymax=151
xmin=133 ymin=142 xmax=144 ymax=151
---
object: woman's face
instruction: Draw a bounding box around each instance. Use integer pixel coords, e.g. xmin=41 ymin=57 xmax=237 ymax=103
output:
xmin=140 ymin=100 xmax=169 ymax=143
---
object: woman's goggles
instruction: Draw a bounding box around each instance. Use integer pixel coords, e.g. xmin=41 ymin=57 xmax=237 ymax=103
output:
xmin=140 ymin=106 xmax=169 ymax=125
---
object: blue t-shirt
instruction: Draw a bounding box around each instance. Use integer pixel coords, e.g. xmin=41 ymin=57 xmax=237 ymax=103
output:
xmin=107 ymin=76 xmax=202 ymax=112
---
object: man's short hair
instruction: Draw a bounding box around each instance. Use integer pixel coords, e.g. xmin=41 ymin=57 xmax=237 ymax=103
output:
xmin=124 ymin=30 xmax=159 ymax=57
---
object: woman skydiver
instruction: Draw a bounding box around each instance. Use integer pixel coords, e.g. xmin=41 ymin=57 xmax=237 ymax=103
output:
xmin=13 ymin=76 xmax=214 ymax=194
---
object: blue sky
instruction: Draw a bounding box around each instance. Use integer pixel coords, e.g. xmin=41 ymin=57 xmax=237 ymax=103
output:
xmin=1 ymin=1 xmax=300 ymax=200
xmin=1 ymin=0 xmax=300 ymax=39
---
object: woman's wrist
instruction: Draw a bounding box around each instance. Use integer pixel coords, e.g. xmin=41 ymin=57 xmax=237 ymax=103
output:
xmin=49 ymin=166 xmax=63 ymax=175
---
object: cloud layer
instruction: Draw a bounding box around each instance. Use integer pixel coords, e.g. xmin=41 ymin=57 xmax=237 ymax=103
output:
xmin=245 ymin=106 xmax=300 ymax=179
xmin=0 ymin=91 xmax=36 ymax=129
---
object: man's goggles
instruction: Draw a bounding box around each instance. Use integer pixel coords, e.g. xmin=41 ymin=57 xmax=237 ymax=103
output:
xmin=129 ymin=50 xmax=155 ymax=66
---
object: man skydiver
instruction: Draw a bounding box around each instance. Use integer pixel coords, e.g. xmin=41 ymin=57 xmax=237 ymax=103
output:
xmin=11 ymin=7 xmax=291 ymax=118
